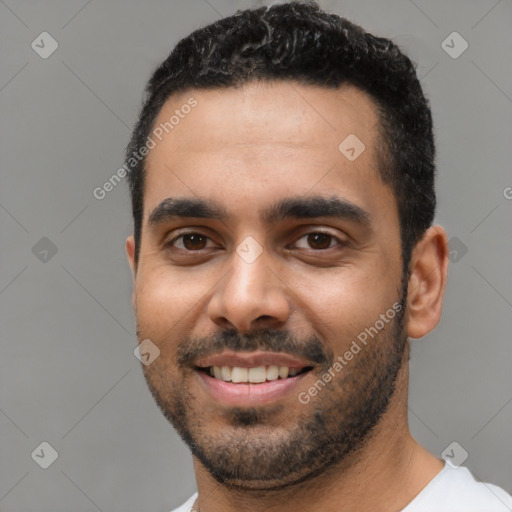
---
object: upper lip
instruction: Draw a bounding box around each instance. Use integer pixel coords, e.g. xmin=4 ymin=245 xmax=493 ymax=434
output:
xmin=195 ymin=350 xmax=314 ymax=369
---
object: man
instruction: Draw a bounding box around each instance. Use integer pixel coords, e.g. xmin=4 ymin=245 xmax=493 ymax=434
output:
xmin=124 ymin=2 xmax=512 ymax=511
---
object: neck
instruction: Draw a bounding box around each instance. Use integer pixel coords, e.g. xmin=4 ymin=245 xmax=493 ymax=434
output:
xmin=192 ymin=358 xmax=444 ymax=512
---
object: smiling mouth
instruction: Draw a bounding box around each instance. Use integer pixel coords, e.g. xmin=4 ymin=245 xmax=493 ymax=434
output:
xmin=196 ymin=365 xmax=313 ymax=383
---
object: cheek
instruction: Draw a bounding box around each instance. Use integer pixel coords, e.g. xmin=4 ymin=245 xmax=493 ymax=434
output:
xmin=289 ymin=264 xmax=400 ymax=344
xmin=134 ymin=265 xmax=214 ymax=338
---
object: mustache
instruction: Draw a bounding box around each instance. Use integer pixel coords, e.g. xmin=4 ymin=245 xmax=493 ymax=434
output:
xmin=175 ymin=328 xmax=333 ymax=368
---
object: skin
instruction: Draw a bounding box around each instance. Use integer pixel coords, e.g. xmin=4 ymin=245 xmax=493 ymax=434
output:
xmin=126 ymin=81 xmax=449 ymax=512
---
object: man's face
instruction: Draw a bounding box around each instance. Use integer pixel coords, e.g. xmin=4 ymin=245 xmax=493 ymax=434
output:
xmin=127 ymin=81 xmax=408 ymax=489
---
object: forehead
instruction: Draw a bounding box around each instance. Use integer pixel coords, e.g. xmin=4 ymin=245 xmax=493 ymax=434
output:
xmin=143 ymin=81 xmax=389 ymax=222
xmin=148 ymin=80 xmax=379 ymax=156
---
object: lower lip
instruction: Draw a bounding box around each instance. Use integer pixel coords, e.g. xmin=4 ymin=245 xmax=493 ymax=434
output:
xmin=196 ymin=370 xmax=309 ymax=406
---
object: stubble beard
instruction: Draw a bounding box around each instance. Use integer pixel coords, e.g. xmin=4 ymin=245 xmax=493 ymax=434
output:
xmin=140 ymin=290 xmax=408 ymax=490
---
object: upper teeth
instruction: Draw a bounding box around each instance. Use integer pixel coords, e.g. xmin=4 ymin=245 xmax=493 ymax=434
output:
xmin=209 ymin=365 xmax=300 ymax=383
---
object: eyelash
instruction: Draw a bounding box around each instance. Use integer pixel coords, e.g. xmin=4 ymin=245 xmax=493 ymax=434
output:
xmin=165 ymin=231 xmax=345 ymax=252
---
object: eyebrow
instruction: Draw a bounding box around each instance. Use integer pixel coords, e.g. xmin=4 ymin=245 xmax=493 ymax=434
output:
xmin=262 ymin=196 xmax=371 ymax=226
xmin=148 ymin=197 xmax=228 ymax=226
xmin=147 ymin=195 xmax=371 ymax=228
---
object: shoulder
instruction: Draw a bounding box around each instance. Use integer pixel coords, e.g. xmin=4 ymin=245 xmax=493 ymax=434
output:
xmin=403 ymin=464 xmax=512 ymax=512
xmin=169 ymin=492 xmax=198 ymax=512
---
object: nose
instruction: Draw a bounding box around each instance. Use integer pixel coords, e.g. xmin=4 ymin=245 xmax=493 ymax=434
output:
xmin=207 ymin=247 xmax=291 ymax=332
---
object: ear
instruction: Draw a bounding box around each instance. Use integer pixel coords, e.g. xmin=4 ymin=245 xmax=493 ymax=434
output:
xmin=406 ymin=225 xmax=449 ymax=339
xmin=125 ymin=235 xmax=137 ymax=310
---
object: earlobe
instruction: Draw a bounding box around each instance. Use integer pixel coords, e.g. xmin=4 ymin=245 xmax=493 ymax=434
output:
xmin=126 ymin=235 xmax=136 ymax=281
xmin=125 ymin=236 xmax=137 ymax=312
xmin=406 ymin=226 xmax=449 ymax=339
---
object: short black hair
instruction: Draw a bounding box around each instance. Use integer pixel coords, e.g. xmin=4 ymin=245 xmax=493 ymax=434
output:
xmin=126 ymin=0 xmax=436 ymax=271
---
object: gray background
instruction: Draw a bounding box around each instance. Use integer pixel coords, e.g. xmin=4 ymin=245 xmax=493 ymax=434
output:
xmin=1 ymin=0 xmax=511 ymax=510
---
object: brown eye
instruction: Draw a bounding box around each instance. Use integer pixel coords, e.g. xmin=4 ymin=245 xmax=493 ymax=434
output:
xmin=168 ymin=233 xmax=213 ymax=251
xmin=292 ymin=231 xmax=346 ymax=252
xmin=181 ymin=234 xmax=208 ymax=250
xmin=306 ymin=233 xmax=334 ymax=250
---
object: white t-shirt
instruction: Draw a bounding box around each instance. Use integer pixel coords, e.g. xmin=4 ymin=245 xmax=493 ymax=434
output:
xmin=169 ymin=463 xmax=512 ymax=512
